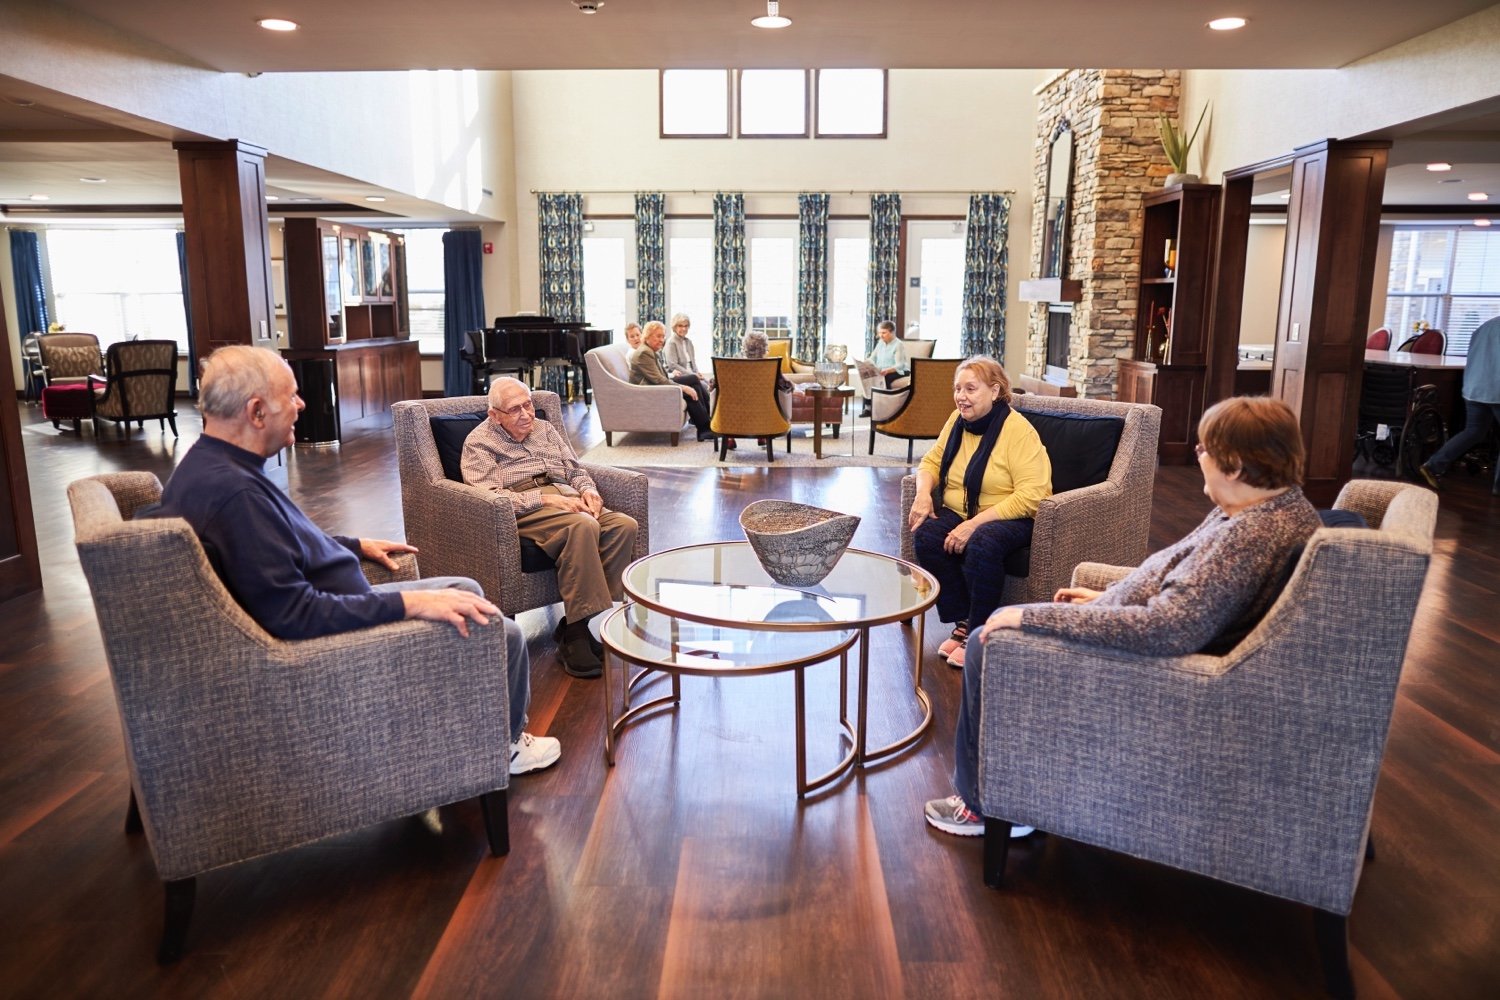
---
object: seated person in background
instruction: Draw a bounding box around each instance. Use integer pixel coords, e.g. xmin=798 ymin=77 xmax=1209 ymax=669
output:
xmin=857 ymin=321 xmax=909 ymax=415
xmin=740 ymin=329 xmax=793 ymax=449
xmin=630 ymin=320 xmax=715 ymax=442
xmin=909 ymin=357 xmax=1051 ymax=672
xmin=154 ymin=346 xmax=557 ymax=775
xmin=621 ymin=322 xmax=643 ymax=353
xmin=462 ymin=377 xmax=639 ymax=678
xmin=663 ymin=312 xmax=714 ymax=398
xmin=924 ymin=395 xmax=1321 ymax=838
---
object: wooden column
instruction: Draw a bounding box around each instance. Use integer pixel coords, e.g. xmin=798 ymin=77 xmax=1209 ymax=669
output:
xmin=0 ymin=296 xmax=42 ymax=603
xmin=174 ymin=141 xmax=277 ymax=363
xmin=1270 ymin=139 xmax=1390 ymax=506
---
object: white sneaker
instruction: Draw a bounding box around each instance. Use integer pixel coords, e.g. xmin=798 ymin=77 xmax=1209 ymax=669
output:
xmin=509 ymin=732 xmax=561 ymax=775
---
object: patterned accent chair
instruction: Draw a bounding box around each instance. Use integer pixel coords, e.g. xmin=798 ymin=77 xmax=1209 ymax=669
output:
xmin=69 ymin=472 xmax=512 ymax=963
xmin=585 ymin=346 xmax=687 ymax=446
xmin=391 ymin=391 xmax=651 ymax=618
xmin=898 ymin=393 xmax=1162 ymax=606
xmin=709 ymin=357 xmax=793 ymax=462
xmin=90 ymin=339 xmax=180 ymax=437
xmin=849 ymin=338 xmax=937 ymax=399
xmin=36 ymin=332 xmax=103 ymax=385
xmin=869 ymin=356 xmax=962 ymax=461
xmin=976 ymin=480 xmax=1438 ymax=1000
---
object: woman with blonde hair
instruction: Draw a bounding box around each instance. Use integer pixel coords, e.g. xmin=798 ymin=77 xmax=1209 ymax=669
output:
xmin=908 ymin=356 xmax=1052 ymax=671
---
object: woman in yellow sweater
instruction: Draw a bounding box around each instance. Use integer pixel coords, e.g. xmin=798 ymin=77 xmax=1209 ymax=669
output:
xmin=908 ymin=357 xmax=1052 ymax=669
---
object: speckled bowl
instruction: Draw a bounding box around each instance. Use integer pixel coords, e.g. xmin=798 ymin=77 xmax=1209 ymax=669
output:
xmin=739 ymin=500 xmax=860 ymax=587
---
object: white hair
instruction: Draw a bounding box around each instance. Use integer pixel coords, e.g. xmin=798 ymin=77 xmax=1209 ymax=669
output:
xmin=198 ymin=345 xmax=288 ymax=420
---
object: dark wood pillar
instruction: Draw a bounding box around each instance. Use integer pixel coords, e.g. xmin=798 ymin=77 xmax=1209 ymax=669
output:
xmin=174 ymin=140 xmax=277 ymax=364
xmin=1270 ymin=139 xmax=1390 ymax=506
xmin=0 ymin=296 xmax=42 ymax=603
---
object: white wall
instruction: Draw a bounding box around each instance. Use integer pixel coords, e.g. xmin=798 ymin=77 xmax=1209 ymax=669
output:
xmin=508 ymin=69 xmax=1044 ymax=374
xmin=1239 ymin=223 xmax=1287 ymax=347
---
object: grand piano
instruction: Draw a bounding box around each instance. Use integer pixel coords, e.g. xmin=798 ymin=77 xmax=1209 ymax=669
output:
xmin=462 ymin=315 xmax=612 ymax=402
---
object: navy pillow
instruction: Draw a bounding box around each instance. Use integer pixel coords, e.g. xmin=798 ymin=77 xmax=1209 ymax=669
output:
xmin=1318 ymin=509 xmax=1368 ymax=529
xmin=430 ymin=412 xmax=487 ymax=482
xmin=1022 ymin=410 xmax=1125 ymax=495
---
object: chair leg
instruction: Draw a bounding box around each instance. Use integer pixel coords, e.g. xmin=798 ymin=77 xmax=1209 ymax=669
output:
xmin=480 ymin=789 xmax=510 ymax=857
xmin=1364 ymin=833 xmax=1375 ymax=862
xmin=605 ymin=431 xmax=613 ymax=446
xmin=125 ymin=787 xmax=143 ymax=834
xmin=670 ymin=432 xmax=679 ymax=447
xmin=157 ymin=877 xmax=197 ymax=964
xmin=908 ymin=441 xmax=914 ymax=463
xmin=1313 ymin=909 xmax=1355 ymax=1000
xmin=766 ymin=436 xmax=775 ymax=462
xmin=72 ymin=418 xmax=82 ymax=436
xmin=983 ymin=817 xmax=1012 ymax=888
xmin=168 ymin=415 xmax=178 ymax=438
xmin=868 ymin=422 xmax=876 ymax=455
xmin=719 ymin=436 xmax=728 ymax=462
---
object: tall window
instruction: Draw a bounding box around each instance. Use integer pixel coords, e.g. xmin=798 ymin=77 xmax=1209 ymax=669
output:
xmin=391 ymin=228 xmax=446 ymax=356
xmin=826 ymin=220 xmax=870 ymax=354
xmin=904 ymin=220 xmax=967 ymax=356
xmin=46 ymin=228 xmax=187 ymax=350
xmin=581 ymin=219 xmax=635 ymax=336
xmin=665 ymin=219 xmax=714 ymax=358
xmin=747 ymin=219 xmax=797 ymax=340
xmin=1383 ymin=227 xmax=1500 ymax=355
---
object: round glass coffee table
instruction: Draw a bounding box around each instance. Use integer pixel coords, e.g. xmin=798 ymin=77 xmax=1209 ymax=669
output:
xmin=604 ymin=543 xmax=939 ymax=795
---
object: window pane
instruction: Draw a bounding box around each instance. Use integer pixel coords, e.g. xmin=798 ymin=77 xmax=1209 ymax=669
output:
xmin=47 ymin=229 xmax=187 ymax=350
xmin=666 ymin=223 xmax=714 ymax=359
xmin=662 ymin=70 xmax=730 ymax=136
xmin=582 ymin=236 xmax=627 ymax=334
xmin=748 ymin=232 xmax=796 ymax=341
xmin=391 ymin=229 xmax=446 ymax=356
xmin=739 ymin=69 xmax=807 ymax=137
xmin=917 ymin=237 xmax=965 ymax=356
xmin=1384 ymin=227 xmax=1498 ymax=355
xmin=827 ymin=231 xmax=869 ymax=354
xmin=816 ymin=69 xmax=886 ymax=136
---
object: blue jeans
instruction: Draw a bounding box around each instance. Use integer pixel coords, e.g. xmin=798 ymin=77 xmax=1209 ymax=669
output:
xmin=1425 ymin=399 xmax=1500 ymax=490
xmin=372 ymin=576 xmax=531 ymax=743
xmin=953 ymin=636 xmax=987 ymax=813
xmin=911 ymin=508 xmax=1034 ymax=627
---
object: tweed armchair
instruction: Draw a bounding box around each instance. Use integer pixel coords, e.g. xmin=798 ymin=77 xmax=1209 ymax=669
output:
xmin=392 ymin=391 xmax=651 ymax=618
xmin=869 ymin=356 xmax=962 ymax=461
xmin=585 ymin=346 xmax=686 ymax=446
xmin=899 ymin=393 xmax=1162 ymax=606
xmin=69 ymin=472 xmax=512 ymax=963
xmin=90 ymin=339 xmax=179 ymax=437
xmin=36 ymin=331 xmax=103 ymax=385
xmin=709 ymin=357 xmax=793 ymax=462
xmin=975 ymin=480 xmax=1438 ymax=999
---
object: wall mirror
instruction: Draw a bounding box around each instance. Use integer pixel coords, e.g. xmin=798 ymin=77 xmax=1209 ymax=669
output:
xmin=1041 ymin=120 xmax=1075 ymax=280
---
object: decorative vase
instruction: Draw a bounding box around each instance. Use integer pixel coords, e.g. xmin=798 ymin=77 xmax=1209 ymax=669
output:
xmin=814 ymin=362 xmax=845 ymax=388
xmin=824 ymin=343 xmax=848 ymax=363
xmin=739 ymin=500 xmax=860 ymax=587
xmin=1164 ymin=172 xmax=1199 ymax=187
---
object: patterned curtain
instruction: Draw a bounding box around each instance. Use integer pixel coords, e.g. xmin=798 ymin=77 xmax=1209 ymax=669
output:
xmin=635 ymin=192 xmax=665 ymax=325
xmin=795 ymin=192 xmax=830 ymax=361
xmin=712 ymin=192 xmax=746 ymax=357
xmin=537 ymin=192 xmax=584 ymax=322
xmin=961 ymin=193 xmax=1010 ymax=359
xmin=8 ymin=229 xmax=49 ymax=337
xmin=865 ymin=193 xmax=901 ymax=355
xmin=442 ymin=229 xmax=487 ymax=397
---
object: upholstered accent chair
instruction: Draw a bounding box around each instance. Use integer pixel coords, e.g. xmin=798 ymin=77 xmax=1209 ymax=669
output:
xmin=899 ymin=393 xmax=1161 ymax=606
xmin=90 ymin=339 xmax=179 ymax=437
xmin=1365 ymin=327 xmax=1392 ymax=351
xmin=975 ymin=480 xmax=1438 ymax=1000
xmin=709 ymin=357 xmax=793 ymax=462
xmin=584 ymin=346 xmax=687 ymax=446
xmin=69 ymin=472 xmax=512 ymax=963
xmin=849 ymin=338 xmax=937 ymax=399
xmin=869 ymin=356 xmax=962 ymax=461
xmin=391 ymin=391 xmax=651 ymax=618
xmin=1395 ymin=328 xmax=1446 ymax=355
xmin=36 ymin=331 xmax=103 ymax=385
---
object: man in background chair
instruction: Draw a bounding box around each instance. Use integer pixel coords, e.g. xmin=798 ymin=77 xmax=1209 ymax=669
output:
xmin=462 ymin=377 xmax=640 ymax=677
xmin=153 ymin=346 xmax=558 ymax=775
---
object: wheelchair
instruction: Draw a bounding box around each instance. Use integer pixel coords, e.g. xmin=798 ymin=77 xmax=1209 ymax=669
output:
xmin=1355 ymin=364 xmax=1447 ymax=480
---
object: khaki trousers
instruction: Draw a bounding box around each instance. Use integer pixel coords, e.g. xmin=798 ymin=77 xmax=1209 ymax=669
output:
xmin=515 ymin=487 xmax=638 ymax=623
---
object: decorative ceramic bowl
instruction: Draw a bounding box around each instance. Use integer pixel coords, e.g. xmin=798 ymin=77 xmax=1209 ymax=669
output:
xmin=739 ymin=500 xmax=860 ymax=587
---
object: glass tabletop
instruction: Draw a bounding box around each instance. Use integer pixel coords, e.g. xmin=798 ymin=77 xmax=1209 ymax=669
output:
xmin=601 ymin=604 xmax=857 ymax=676
xmin=621 ymin=543 xmax=938 ymax=631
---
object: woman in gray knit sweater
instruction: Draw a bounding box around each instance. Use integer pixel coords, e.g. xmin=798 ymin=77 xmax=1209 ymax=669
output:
xmin=925 ymin=395 xmax=1322 ymax=838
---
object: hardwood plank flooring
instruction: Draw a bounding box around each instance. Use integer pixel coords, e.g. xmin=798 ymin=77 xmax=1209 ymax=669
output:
xmin=1 ymin=398 xmax=1496 ymax=998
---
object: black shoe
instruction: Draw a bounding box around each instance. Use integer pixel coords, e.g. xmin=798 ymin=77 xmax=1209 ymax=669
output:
xmin=697 ymin=429 xmax=716 ymax=442
xmin=725 ymin=437 xmax=737 ymax=450
xmin=1419 ymin=464 xmax=1442 ymax=491
xmin=559 ymin=635 xmax=602 ymax=678
xmin=859 ymin=403 xmax=872 ymax=418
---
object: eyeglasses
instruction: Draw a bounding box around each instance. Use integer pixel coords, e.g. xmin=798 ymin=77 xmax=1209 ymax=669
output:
xmin=1194 ymin=443 xmax=1208 ymax=458
xmin=493 ymin=399 xmax=535 ymax=418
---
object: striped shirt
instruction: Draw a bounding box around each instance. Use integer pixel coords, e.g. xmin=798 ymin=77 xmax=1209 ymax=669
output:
xmin=460 ymin=416 xmax=597 ymax=516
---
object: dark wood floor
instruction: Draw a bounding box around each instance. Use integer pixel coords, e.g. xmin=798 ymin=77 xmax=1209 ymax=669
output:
xmin=1 ymin=399 xmax=1496 ymax=999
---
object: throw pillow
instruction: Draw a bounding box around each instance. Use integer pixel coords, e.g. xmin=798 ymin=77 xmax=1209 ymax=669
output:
xmin=430 ymin=412 xmax=487 ymax=482
xmin=1021 ymin=410 xmax=1126 ymax=495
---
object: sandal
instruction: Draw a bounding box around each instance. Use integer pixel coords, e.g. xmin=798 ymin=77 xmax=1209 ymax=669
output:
xmin=938 ymin=622 xmax=968 ymax=661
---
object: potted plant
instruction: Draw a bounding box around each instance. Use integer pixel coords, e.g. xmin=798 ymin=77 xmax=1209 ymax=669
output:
xmin=1158 ymin=103 xmax=1210 ymax=186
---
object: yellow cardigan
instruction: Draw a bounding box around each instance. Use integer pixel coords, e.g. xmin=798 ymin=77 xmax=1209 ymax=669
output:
xmin=919 ymin=409 xmax=1052 ymax=522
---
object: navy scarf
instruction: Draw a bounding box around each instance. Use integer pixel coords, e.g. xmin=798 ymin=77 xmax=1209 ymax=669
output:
xmin=936 ymin=402 xmax=1010 ymax=518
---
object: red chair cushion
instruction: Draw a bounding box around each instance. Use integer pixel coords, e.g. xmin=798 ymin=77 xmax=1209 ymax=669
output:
xmin=42 ymin=383 xmax=94 ymax=421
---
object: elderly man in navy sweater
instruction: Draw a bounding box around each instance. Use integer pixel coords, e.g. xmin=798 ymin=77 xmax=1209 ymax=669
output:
xmin=154 ymin=346 xmax=558 ymax=775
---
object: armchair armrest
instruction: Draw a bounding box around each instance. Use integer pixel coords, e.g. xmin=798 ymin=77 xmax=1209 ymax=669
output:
xmin=1071 ymin=561 xmax=1133 ymax=590
xmin=401 ymin=477 xmax=525 ymax=611
xmin=580 ymin=463 xmax=652 ymax=558
xmin=869 ymin=384 xmax=911 ymax=422
xmin=1022 ymin=481 xmax=1139 ymax=600
xmin=361 ymin=550 xmax=420 ymax=586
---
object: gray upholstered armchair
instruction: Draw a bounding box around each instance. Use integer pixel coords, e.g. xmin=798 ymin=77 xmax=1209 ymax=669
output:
xmin=391 ymin=391 xmax=651 ymax=618
xmin=900 ymin=393 xmax=1162 ymax=606
xmin=69 ymin=472 xmax=513 ymax=963
xmin=975 ymin=480 xmax=1438 ymax=998
xmin=584 ymin=346 xmax=687 ymax=446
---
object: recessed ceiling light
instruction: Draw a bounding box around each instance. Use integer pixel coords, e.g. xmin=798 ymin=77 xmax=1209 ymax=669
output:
xmin=257 ymin=18 xmax=298 ymax=31
xmin=1475 ymin=219 xmax=1493 ymax=228
xmin=291 ymin=197 xmax=315 ymax=203
xmin=29 ymin=193 xmax=49 ymax=201
xmin=1278 ymin=192 xmax=1290 ymax=200
xmin=1468 ymin=192 xmax=1490 ymax=201
xmin=79 ymin=176 xmax=106 ymax=184
xmin=1425 ymin=162 xmax=1452 ymax=172
xmin=364 ymin=196 xmax=387 ymax=203
xmin=1207 ymin=16 xmax=1247 ymax=31
xmin=266 ymin=195 xmax=280 ymax=201
xmin=752 ymin=1 xmax=792 ymax=29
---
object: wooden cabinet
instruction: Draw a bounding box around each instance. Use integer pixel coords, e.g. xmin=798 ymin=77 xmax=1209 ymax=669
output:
xmin=282 ymin=218 xmax=416 ymax=437
xmin=1124 ymin=183 xmax=1220 ymax=463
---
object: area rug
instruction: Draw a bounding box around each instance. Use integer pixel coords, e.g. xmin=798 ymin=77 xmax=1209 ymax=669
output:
xmin=578 ymin=415 xmax=927 ymax=469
